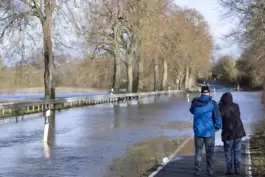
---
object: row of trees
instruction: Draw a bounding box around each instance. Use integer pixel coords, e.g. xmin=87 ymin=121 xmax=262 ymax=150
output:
xmin=212 ymin=54 xmax=264 ymax=90
xmin=212 ymin=55 xmax=238 ymax=84
xmin=218 ymin=1 xmax=265 ymax=94
xmin=0 ymin=0 xmax=214 ymax=98
xmin=87 ymin=0 xmax=214 ymax=93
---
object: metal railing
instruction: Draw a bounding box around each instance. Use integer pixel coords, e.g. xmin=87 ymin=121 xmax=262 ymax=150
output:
xmin=0 ymin=90 xmax=185 ymax=117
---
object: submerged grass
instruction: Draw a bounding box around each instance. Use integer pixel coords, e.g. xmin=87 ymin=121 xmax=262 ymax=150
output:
xmin=0 ymin=99 xmax=34 ymax=103
xmin=250 ymin=131 xmax=265 ymax=177
xmin=104 ymin=136 xmax=186 ymax=177
xmin=160 ymin=121 xmax=193 ymax=130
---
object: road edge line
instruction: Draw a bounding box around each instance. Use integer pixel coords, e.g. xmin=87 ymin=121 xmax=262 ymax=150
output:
xmin=148 ymin=136 xmax=193 ymax=177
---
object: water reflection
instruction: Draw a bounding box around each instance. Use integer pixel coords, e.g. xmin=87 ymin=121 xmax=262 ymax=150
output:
xmin=43 ymin=142 xmax=52 ymax=159
xmin=0 ymin=91 xmax=263 ymax=177
xmin=137 ymin=97 xmax=144 ymax=105
xmin=154 ymin=95 xmax=159 ymax=102
xmin=112 ymin=104 xmax=121 ymax=129
xmin=43 ymin=110 xmax=55 ymax=160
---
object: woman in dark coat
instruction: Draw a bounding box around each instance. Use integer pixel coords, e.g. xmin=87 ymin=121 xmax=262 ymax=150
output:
xmin=219 ymin=92 xmax=246 ymax=175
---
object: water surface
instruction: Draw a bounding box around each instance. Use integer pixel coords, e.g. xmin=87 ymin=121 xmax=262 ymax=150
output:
xmin=0 ymin=91 xmax=263 ymax=177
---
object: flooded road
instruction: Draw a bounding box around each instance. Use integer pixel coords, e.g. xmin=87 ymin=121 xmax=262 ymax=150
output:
xmin=0 ymin=91 xmax=264 ymax=177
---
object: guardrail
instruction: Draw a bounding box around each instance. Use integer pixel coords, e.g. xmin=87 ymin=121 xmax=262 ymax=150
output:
xmin=0 ymin=90 xmax=185 ymax=118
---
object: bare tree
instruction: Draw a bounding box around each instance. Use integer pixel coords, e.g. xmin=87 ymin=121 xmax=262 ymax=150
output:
xmin=0 ymin=1 xmax=59 ymax=98
xmin=118 ymin=0 xmax=143 ymax=93
xmin=158 ymin=8 xmax=213 ymax=90
xmin=219 ymin=0 xmax=265 ymax=95
xmin=86 ymin=0 xmax=125 ymax=93
xmin=0 ymin=0 xmax=83 ymax=98
xmin=81 ymin=1 xmax=214 ymax=92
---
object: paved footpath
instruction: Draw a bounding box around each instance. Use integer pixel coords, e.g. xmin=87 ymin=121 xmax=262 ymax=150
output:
xmin=151 ymin=137 xmax=250 ymax=177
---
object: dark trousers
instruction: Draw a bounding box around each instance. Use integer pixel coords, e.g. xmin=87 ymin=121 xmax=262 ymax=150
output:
xmin=223 ymin=138 xmax=242 ymax=172
xmin=194 ymin=136 xmax=215 ymax=175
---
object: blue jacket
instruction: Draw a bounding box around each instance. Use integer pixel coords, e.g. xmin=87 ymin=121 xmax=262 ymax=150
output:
xmin=190 ymin=95 xmax=222 ymax=137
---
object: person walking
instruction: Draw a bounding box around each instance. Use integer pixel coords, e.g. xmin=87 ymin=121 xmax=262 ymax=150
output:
xmin=219 ymin=92 xmax=246 ymax=175
xmin=190 ymin=86 xmax=222 ymax=176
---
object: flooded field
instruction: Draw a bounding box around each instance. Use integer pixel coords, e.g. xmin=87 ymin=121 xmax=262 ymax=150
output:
xmin=0 ymin=91 xmax=264 ymax=177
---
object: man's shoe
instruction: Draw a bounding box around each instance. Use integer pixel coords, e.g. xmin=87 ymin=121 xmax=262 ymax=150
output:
xmin=235 ymin=171 xmax=240 ymax=175
xmin=207 ymin=171 xmax=215 ymax=176
xmin=235 ymin=168 xmax=240 ymax=175
xmin=194 ymin=171 xmax=200 ymax=176
xmin=225 ymin=172 xmax=234 ymax=175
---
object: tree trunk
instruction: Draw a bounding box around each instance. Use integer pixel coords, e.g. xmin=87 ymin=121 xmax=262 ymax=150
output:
xmin=112 ymin=54 xmax=121 ymax=93
xmin=0 ymin=56 xmax=3 ymax=69
xmin=178 ymin=72 xmax=184 ymax=90
xmin=127 ymin=59 xmax=133 ymax=93
xmin=112 ymin=24 xmax=121 ymax=93
xmin=188 ymin=69 xmax=195 ymax=89
xmin=263 ymin=79 xmax=265 ymax=103
xmin=154 ymin=62 xmax=159 ymax=91
xmin=43 ymin=2 xmax=55 ymax=99
xmin=161 ymin=59 xmax=168 ymax=90
xmin=136 ymin=57 xmax=144 ymax=92
xmin=126 ymin=36 xmax=135 ymax=93
xmin=184 ymin=65 xmax=190 ymax=90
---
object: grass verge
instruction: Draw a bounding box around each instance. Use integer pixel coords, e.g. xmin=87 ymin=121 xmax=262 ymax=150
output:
xmin=250 ymin=132 xmax=265 ymax=176
xmin=103 ymin=136 xmax=186 ymax=177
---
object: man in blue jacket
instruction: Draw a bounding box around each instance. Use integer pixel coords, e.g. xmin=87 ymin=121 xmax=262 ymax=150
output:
xmin=190 ymin=86 xmax=222 ymax=176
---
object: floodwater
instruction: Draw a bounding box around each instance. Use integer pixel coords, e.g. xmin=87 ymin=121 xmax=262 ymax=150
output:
xmin=0 ymin=90 xmax=264 ymax=177
xmin=0 ymin=92 xmax=108 ymax=100
xmin=0 ymin=84 xmax=231 ymax=101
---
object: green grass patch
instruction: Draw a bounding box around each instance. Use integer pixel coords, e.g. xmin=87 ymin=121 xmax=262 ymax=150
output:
xmin=250 ymin=132 xmax=265 ymax=177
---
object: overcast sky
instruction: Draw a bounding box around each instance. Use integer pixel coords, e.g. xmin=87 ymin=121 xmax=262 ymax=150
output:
xmin=174 ymin=0 xmax=240 ymax=58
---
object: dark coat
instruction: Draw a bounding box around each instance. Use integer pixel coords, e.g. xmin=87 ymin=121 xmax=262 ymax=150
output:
xmin=219 ymin=92 xmax=246 ymax=141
